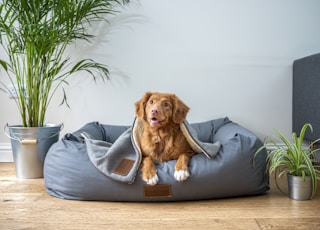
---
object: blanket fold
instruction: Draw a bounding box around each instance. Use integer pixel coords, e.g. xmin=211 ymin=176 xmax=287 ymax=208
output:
xmin=83 ymin=118 xmax=221 ymax=184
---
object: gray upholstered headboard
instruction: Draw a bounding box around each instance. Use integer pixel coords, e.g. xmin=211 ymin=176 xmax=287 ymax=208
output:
xmin=293 ymin=53 xmax=320 ymax=141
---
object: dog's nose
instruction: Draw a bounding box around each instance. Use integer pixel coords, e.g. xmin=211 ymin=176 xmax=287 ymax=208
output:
xmin=151 ymin=108 xmax=158 ymax=114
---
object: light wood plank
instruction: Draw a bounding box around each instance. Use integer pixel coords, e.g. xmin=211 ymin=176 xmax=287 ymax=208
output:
xmin=1 ymin=163 xmax=320 ymax=230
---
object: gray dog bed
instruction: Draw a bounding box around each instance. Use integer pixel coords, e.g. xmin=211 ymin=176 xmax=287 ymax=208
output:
xmin=44 ymin=117 xmax=269 ymax=201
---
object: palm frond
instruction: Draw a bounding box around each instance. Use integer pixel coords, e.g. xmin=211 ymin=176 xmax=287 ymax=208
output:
xmin=0 ymin=0 xmax=130 ymax=127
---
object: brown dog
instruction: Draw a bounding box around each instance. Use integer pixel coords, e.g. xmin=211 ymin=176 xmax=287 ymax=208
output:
xmin=135 ymin=92 xmax=196 ymax=185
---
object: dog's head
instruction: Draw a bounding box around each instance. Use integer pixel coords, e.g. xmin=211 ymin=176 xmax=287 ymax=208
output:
xmin=135 ymin=92 xmax=190 ymax=127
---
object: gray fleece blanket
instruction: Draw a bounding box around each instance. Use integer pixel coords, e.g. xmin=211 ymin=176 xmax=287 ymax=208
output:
xmin=82 ymin=118 xmax=221 ymax=184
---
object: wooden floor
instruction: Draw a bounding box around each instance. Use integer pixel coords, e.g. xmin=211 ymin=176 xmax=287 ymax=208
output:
xmin=1 ymin=163 xmax=320 ymax=230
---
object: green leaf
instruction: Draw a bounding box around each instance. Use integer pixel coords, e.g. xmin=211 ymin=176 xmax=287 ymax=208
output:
xmin=0 ymin=59 xmax=9 ymax=72
xmin=0 ymin=0 xmax=130 ymax=127
xmin=254 ymin=123 xmax=320 ymax=199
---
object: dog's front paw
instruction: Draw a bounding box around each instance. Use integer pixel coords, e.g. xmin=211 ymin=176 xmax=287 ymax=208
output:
xmin=174 ymin=170 xmax=190 ymax=182
xmin=142 ymin=156 xmax=159 ymax=186
xmin=143 ymin=174 xmax=159 ymax=186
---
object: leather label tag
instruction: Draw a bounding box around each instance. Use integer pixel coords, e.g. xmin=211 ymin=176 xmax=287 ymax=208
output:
xmin=144 ymin=184 xmax=172 ymax=198
xmin=113 ymin=158 xmax=135 ymax=176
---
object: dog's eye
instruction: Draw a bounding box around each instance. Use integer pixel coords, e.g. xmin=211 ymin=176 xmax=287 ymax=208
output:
xmin=149 ymin=100 xmax=153 ymax=105
xmin=164 ymin=102 xmax=169 ymax=107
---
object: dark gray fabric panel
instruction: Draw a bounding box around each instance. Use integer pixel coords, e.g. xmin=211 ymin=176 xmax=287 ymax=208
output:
xmin=44 ymin=118 xmax=269 ymax=201
xmin=293 ymin=53 xmax=320 ymax=141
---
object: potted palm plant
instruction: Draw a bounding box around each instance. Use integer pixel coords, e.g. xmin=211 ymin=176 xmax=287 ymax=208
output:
xmin=0 ymin=0 xmax=129 ymax=178
xmin=256 ymin=123 xmax=320 ymax=200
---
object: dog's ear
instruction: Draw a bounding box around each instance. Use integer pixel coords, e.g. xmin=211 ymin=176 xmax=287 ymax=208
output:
xmin=172 ymin=94 xmax=190 ymax=124
xmin=135 ymin=92 xmax=152 ymax=119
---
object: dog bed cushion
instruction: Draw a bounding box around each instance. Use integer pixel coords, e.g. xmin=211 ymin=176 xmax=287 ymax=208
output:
xmin=44 ymin=117 xmax=269 ymax=201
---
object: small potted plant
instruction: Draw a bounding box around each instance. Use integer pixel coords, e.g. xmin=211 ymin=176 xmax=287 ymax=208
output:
xmin=0 ymin=0 xmax=129 ymax=178
xmin=255 ymin=123 xmax=320 ymax=200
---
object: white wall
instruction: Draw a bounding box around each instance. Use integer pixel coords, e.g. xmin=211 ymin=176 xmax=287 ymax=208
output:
xmin=1 ymin=0 xmax=320 ymax=159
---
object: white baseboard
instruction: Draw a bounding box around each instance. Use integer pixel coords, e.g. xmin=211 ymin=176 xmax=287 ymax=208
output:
xmin=0 ymin=143 xmax=13 ymax=162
